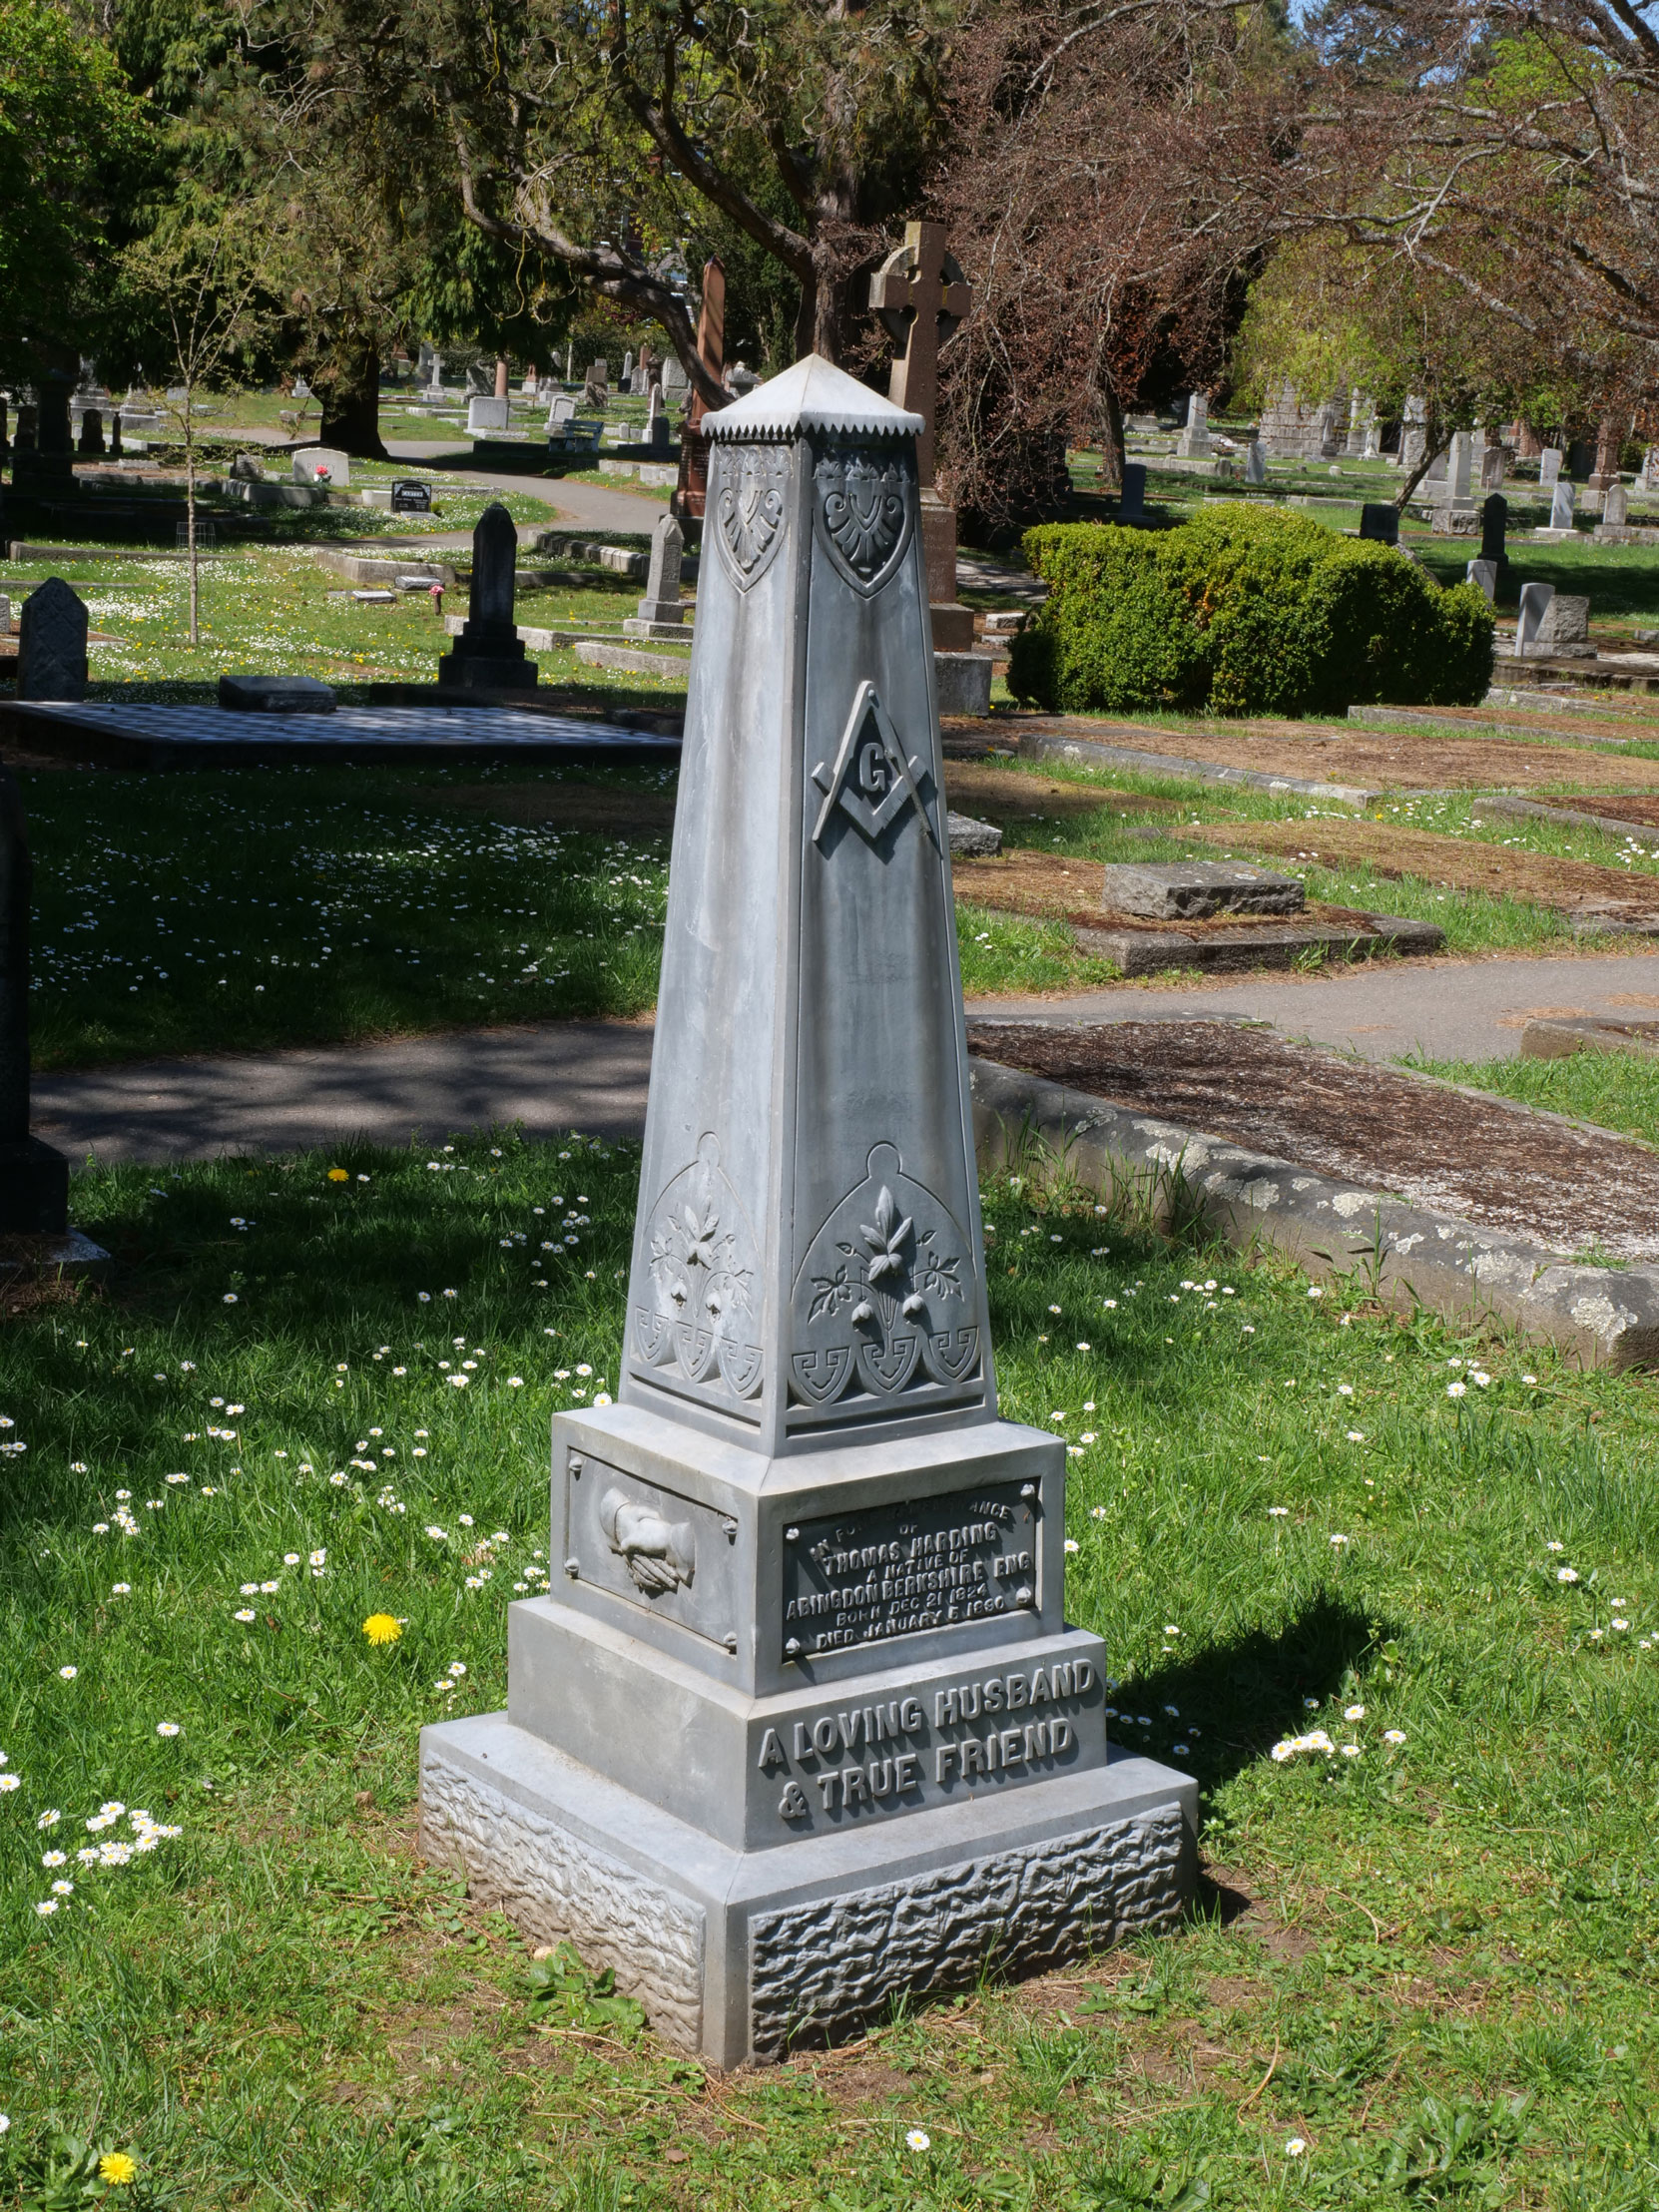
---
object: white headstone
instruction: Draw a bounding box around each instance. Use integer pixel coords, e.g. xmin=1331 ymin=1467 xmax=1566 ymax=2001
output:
xmin=291 ymin=445 xmax=349 ymax=487
xmin=1175 ymin=393 xmax=1211 ymax=458
xmin=1550 ymin=480 xmax=1575 ymax=531
xmin=1515 ymin=579 xmax=1555 ymax=655
xmin=1480 ymin=444 xmax=1506 ymax=491
xmin=1400 ymin=395 xmax=1427 ymax=473
xmin=546 ymin=393 xmax=577 ymax=430
xmin=1539 ymin=447 xmax=1562 ymax=487
xmin=624 ymin=512 xmax=688 ymax=635
xmin=622 ymin=351 xmax=633 ymax=387
xmin=662 ymin=354 xmax=689 ymax=395
xmin=467 ymin=396 xmax=510 ymax=433
xmin=1244 ymin=440 xmax=1266 ymax=485
xmin=1464 ymin=558 xmax=1497 ymax=603
xmin=1603 ymin=481 xmax=1629 ymax=528
xmin=1448 ymin=432 xmax=1472 ymax=501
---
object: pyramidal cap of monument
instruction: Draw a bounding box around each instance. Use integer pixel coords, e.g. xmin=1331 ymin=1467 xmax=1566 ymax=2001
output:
xmin=417 ymin=352 xmax=1197 ymax=2070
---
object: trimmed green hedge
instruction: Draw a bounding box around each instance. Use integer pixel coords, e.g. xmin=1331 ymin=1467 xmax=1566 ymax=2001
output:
xmin=1008 ymin=504 xmax=1494 ymax=718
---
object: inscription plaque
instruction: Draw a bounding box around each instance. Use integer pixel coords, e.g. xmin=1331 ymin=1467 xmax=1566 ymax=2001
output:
xmin=781 ymin=1481 xmax=1038 ymax=1658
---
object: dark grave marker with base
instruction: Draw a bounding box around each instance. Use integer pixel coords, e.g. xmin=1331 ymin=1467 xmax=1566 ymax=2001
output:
xmin=390 ymin=479 xmax=433 ymax=514
xmin=1359 ymin=503 xmax=1399 ymax=546
xmin=438 ymin=503 xmax=538 ymax=693
xmin=1119 ymin=462 xmax=1147 ymax=523
xmin=1480 ymin=492 xmax=1507 ymax=568
xmin=17 ymin=580 xmax=89 ymax=701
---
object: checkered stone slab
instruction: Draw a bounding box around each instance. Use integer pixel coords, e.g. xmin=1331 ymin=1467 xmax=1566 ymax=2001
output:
xmin=4 ymin=702 xmax=679 ymax=765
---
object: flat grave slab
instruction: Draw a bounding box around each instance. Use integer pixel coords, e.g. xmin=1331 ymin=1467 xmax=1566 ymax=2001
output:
xmin=1521 ymin=1014 xmax=1659 ymax=1063
xmin=966 ymin=1018 xmax=1659 ymax=1265
xmin=950 ymin=848 xmax=1441 ymax=972
xmin=1182 ymin=818 xmax=1659 ymax=932
xmin=1102 ymin=859 xmax=1305 ymax=919
xmin=218 ymin=672 xmax=335 ymax=713
xmin=0 ymin=699 xmax=682 ymax=768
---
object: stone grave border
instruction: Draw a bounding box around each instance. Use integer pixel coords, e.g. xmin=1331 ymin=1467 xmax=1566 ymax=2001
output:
xmin=968 ymin=1047 xmax=1659 ymax=1372
xmin=1016 ymin=727 xmax=1382 ymax=807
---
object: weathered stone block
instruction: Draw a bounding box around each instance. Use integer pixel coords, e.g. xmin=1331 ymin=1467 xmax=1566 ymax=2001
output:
xmin=1102 ymin=860 xmax=1307 ymax=919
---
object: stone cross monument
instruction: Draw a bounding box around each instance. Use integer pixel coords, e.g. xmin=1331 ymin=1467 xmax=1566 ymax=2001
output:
xmin=419 ymin=354 xmax=1195 ymax=2068
xmin=869 ymin=221 xmax=977 ymax=651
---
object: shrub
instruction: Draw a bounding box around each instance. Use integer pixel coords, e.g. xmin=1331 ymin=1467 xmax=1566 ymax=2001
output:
xmin=1008 ymin=503 xmax=1494 ymax=718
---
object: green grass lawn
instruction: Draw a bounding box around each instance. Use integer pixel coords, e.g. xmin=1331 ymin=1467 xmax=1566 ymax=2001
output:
xmin=0 ymin=1134 xmax=1655 ymax=2206
xmin=0 ymin=549 xmax=674 ymax=696
xmin=19 ymin=744 xmax=1659 ymax=1084
xmin=22 ymin=765 xmax=672 ymax=1071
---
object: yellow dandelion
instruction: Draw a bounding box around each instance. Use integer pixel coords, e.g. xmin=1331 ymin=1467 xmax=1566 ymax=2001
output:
xmin=98 ymin=2152 xmax=139 ymax=2184
xmin=362 ymin=1613 xmax=402 ymax=1646
xmin=327 ymin=1167 xmax=348 ymax=1183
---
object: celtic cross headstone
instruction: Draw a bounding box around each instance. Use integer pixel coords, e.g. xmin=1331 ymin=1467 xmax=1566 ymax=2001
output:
xmin=419 ymin=354 xmax=1195 ymax=2067
xmin=869 ymin=221 xmax=977 ymax=653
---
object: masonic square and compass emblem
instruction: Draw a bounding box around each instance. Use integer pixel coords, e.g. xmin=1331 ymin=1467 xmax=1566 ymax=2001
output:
xmin=811 ymin=683 xmax=940 ymax=850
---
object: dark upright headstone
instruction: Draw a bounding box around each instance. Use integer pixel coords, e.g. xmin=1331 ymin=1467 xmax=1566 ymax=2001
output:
xmin=1359 ymin=502 xmax=1399 ymax=546
xmin=0 ymin=769 xmax=68 ymax=1233
xmin=13 ymin=376 xmax=74 ymax=487
xmin=77 ymin=409 xmax=105 ymax=458
xmin=17 ymin=579 xmax=89 ymax=701
xmin=1480 ymin=492 xmax=1507 ymax=567
xmin=14 ymin=404 xmax=37 ymax=453
xmin=437 ymin=503 xmax=538 ymax=692
xmin=1118 ymin=461 xmax=1147 ymax=523
xmin=108 ymin=412 xmax=123 ymax=459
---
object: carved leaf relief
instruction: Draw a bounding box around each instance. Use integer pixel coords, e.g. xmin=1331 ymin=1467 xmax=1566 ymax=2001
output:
xmin=631 ymin=1134 xmax=764 ymax=1401
xmin=789 ymin=1142 xmax=982 ymax=1415
xmin=813 ymin=445 xmax=914 ymax=597
xmin=714 ymin=446 xmax=791 ymax=591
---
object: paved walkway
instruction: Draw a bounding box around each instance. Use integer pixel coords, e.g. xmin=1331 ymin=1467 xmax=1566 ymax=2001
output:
xmin=31 ymin=948 xmax=1659 ymax=1161
xmin=35 ymin=1020 xmax=656 ymax=1163
xmin=977 ymin=946 xmax=1659 ymax=1063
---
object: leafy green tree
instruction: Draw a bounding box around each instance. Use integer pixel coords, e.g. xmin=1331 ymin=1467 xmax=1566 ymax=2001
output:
xmin=311 ymin=0 xmax=953 ymax=395
xmin=0 ymin=0 xmax=151 ymax=380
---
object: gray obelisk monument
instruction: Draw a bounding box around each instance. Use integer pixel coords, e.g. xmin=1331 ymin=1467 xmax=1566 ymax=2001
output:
xmin=419 ymin=356 xmax=1195 ymax=2066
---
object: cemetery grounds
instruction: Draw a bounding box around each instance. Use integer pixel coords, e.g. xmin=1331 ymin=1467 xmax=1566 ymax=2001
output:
xmin=2 ymin=517 xmax=1659 ymax=2206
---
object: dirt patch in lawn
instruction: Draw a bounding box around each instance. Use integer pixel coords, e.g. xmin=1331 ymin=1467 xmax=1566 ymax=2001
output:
xmin=1184 ymin=817 xmax=1659 ymax=922
xmin=964 ymin=1019 xmax=1659 ymax=1260
xmin=954 ymin=848 xmax=1387 ymax=940
xmin=1006 ymin=712 xmax=1659 ymax=795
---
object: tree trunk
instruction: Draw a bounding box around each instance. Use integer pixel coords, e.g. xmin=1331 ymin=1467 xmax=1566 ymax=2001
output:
xmin=1097 ymin=382 xmax=1125 ymax=490
xmin=317 ymin=339 xmax=387 ymax=459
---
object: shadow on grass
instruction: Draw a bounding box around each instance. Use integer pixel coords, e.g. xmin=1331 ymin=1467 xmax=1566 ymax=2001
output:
xmin=1128 ymin=1590 xmax=1386 ymax=1798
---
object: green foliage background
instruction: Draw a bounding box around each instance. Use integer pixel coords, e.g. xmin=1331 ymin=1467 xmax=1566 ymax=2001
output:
xmin=1009 ymin=506 xmax=1495 ymax=717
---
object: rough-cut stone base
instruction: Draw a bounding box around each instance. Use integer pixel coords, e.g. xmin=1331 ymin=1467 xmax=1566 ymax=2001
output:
xmin=420 ymin=1714 xmax=1195 ymax=2068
